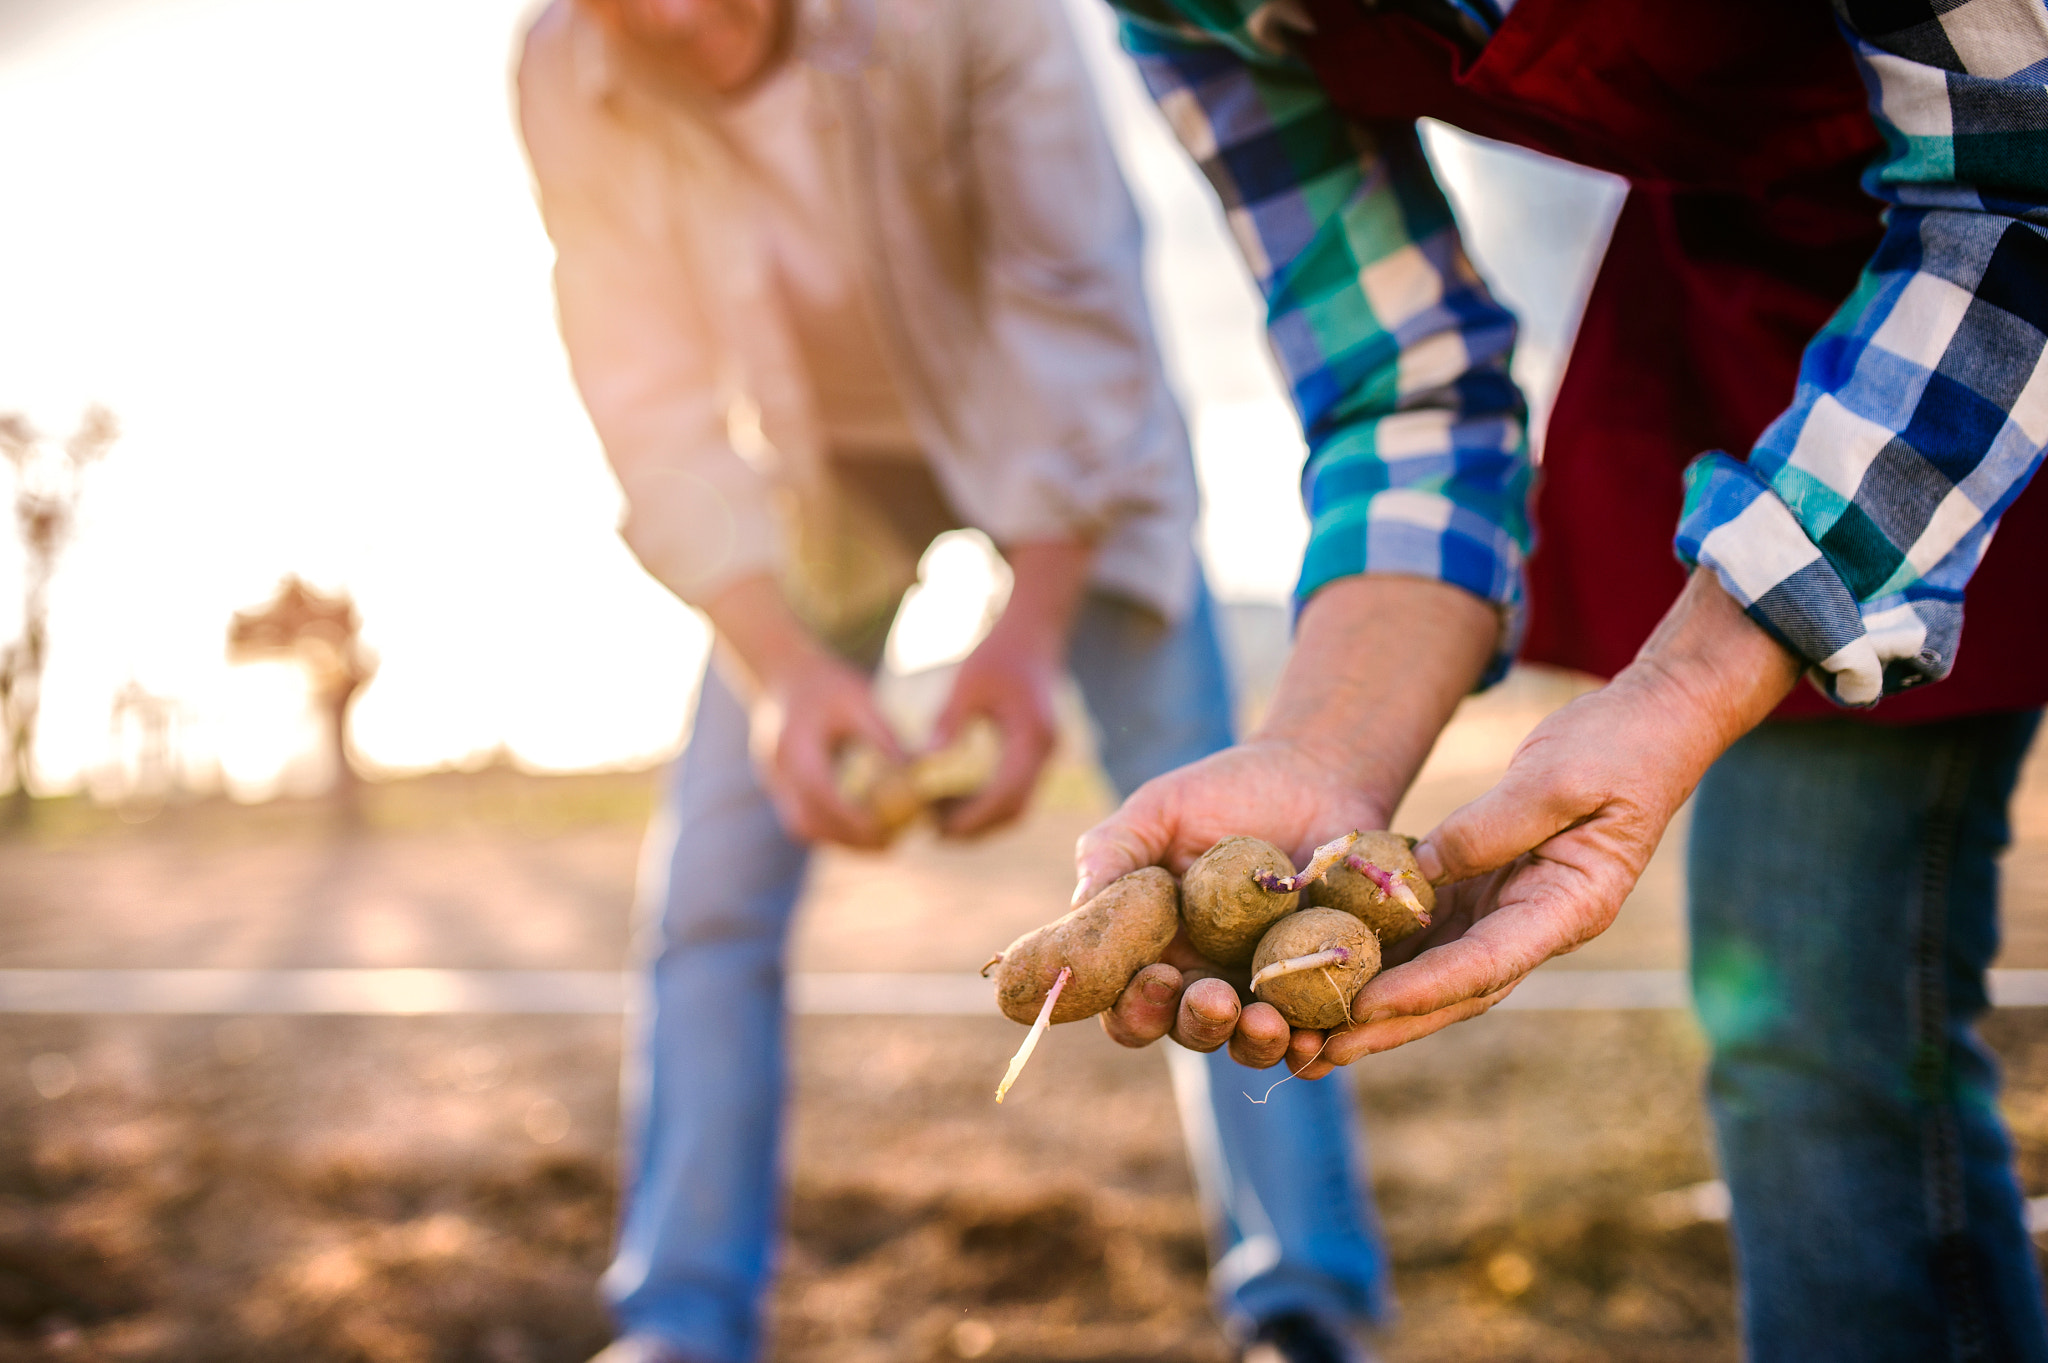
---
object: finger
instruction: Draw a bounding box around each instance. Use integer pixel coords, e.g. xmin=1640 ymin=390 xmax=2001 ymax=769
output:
xmin=764 ymin=784 xmax=825 ymax=847
xmin=1349 ymin=931 xmax=1529 ymax=1026
xmin=926 ymin=674 xmax=974 ymax=752
xmin=1101 ymin=963 xmax=1183 ymax=1049
xmin=844 ymin=690 xmax=907 ymax=767
xmin=783 ymin=729 xmax=890 ymax=849
xmin=1072 ymin=797 xmax=1170 ymax=907
xmin=1286 ymin=1028 xmax=1335 ymax=1079
xmin=1170 ymin=976 xmax=1242 ymax=1053
xmin=1319 ymin=984 xmax=1516 ymax=1065
xmin=939 ymin=714 xmax=1050 ymax=838
xmin=1413 ymin=756 xmax=1594 ymax=886
xmin=1226 ymin=1001 xmax=1291 ymax=1069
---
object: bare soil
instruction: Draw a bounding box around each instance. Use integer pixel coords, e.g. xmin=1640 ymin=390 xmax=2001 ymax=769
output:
xmin=0 ymin=677 xmax=2043 ymax=1363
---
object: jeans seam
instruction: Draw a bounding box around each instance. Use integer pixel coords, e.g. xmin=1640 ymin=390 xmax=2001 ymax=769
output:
xmin=1912 ymin=730 xmax=1991 ymax=1363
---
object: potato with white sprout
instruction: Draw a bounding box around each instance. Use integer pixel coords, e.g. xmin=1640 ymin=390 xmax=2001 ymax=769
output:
xmin=983 ymin=867 xmax=1180 ymax=1101
xmin=1248 ymin=907 xmax=1380 ymax=1029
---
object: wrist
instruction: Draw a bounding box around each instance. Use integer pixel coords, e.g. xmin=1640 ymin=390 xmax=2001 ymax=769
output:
xmin=990 ymin=539 xmax=1093 ymax=664
xmin=1253 ymin=574 xmax=1496 ymax=800
xmin=703 ymin=574 xmax=835 ymax=696
xmin=1614 ymin=569 xmax=1802 ymax=774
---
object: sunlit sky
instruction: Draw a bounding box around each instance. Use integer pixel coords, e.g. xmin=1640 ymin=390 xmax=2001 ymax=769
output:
xmin=0 ymin=0 xmax=1621 ymax=800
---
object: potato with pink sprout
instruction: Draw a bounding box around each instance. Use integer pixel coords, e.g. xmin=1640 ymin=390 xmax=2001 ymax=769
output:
xmin=1177 ymin=836 xmax=1300 ymax=966
xmin=1306 ymin=830 xmax=1435 ymax=944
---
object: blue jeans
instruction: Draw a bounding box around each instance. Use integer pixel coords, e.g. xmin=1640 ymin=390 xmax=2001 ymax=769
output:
xmin=1690 ymin=711 xmax=2048 ymax=1363
xmin=604 ymin=584 xmax=1390 ymax=1362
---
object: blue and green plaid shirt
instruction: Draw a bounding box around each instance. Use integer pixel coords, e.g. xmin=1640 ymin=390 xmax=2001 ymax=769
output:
xmin=1117 ymin=0 xmax=2048 ymax=705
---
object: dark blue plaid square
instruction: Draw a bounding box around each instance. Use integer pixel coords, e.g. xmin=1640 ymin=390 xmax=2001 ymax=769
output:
xmin=1854 ymin=437 xmax=1958 ymax=546
xmin=1897 ymin=369 xmax=2011 ymax=484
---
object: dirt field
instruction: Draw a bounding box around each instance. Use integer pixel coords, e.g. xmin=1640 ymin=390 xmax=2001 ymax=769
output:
xmin=2 ymin=673 xmax=2046 ymax=1363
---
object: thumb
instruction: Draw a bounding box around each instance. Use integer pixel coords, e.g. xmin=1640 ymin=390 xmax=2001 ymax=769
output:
xmin=927 ymin=678 xmax=975 ymax=754
xmin=1071 ymin=806 xmax=1167 ymax=907
xmin=1414 ymin=760 xmax=1597 ymax=886
xmin=844 ymin=687 xmax=907 ymax=767
xmin=937 ymin=654 xmax=999 ymax=749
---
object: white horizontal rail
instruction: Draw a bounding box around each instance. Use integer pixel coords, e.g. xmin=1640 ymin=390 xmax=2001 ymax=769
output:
xmin=0 ymin=968 xmax=2045 ymax=1015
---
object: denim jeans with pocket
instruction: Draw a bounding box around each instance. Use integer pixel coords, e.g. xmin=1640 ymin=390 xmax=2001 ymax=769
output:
xmin=602 ymin=579 xmax=1390 ymax=1362
xmin=1690 ymin=711 xmax=2048 ymax=1362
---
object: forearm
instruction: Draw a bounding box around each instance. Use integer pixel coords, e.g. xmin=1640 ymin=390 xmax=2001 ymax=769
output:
xmin=1256 ymin=574 xmax=1498 ymax=812
xmin=701 ymin=573 xmax=834 ymax=695
xmin=987 ymin=539 xmax=1094 ymax=662
xmin=1609 ymin=567 xmax=1803 ymax=782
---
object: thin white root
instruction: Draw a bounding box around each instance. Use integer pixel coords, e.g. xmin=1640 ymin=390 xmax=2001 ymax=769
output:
xmin=1248 ymin=947 xmax=1353 ymax=995
xmin=1253 ymin=830 xmax=1361 ymax=893
xmin=1246 ymin=1022 xmax=1341 ymax=1105
xmin=995 ymin=966 xmax=1071 ymax=1104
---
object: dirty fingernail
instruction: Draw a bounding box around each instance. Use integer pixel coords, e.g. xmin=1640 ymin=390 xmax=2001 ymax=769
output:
xmin=1141 ymin=974 xmax=1175 ymax=1005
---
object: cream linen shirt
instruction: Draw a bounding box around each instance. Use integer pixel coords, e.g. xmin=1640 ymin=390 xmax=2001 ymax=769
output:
xmin=516 ymin=0 xmax=1201 ymax=633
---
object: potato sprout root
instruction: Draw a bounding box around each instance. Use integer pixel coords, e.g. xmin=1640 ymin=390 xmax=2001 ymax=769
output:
xmin=1305 ymin=830 xmax=1436 ymax=944
xmin=1247 ymin=908 xmax=1379 ymax=1030
xmin=981 ymin=868 xmax=1177 ymax=1100
xmin=1250 ymin=830 xmax=1361 ymax=893
xmin=995 ymin=967 xmax=1068 ymax=1103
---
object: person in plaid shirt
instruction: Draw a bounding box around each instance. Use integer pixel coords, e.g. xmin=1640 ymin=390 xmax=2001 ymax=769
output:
xmin=1077 ymin=0 xmax=2048 ymax=1356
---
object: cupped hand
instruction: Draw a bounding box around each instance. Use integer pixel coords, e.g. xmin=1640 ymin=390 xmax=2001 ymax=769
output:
xmin=1091 ymin=569 xmax=1797 ymax=1075
xmin=1083 ymin=737 xmax=1391 ymax=1067
xmin=928 ymin=632 xmax=1061 ymax=839
xmin=748 ymin=653 xmax=904 ymax=849
xmin=1283 ymin=664 xmax=1766 ymax=1077
xmin=1280 ymin=571 xmax=1802 ymax=1075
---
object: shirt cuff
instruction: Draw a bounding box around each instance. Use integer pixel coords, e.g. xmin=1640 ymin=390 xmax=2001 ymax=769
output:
xmin=1296 ymin=488 xmax=1526 ymax=688
xmin=1675 ymin=452 xmax=1961 ymax=708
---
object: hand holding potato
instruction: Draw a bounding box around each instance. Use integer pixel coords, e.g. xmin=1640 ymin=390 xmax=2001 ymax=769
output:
xmin=926 ymin=627 xmax=1061 ymax=838
xmin=1285 ymin=571 xmax=1804 ymax=1074
xmin=746 ymin=650 xmax=906 ymax=849
xmin=927 ymin=539 xmax=1095 ymax=840
xmin=1073 ymin=571 xmax=1802 ymax=1077
xmin=1072 ymin=737 xmax=1392 ymax=1067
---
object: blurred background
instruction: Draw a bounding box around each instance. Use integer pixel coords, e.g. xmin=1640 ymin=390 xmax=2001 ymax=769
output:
xmin=2 ymin=2 xmax=2044 ymax=1362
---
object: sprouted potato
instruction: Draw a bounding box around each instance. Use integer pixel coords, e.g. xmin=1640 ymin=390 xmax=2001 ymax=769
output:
xmin=983 ymin=867 xmax=1180 ymax=1099
xmin=1247 ymin=907 xmax=1380 ymax=1030
xmin=1305 ymin=830 xmax=1435 ymax=944
xmin=838 ymin=721 xmax=1000 ymax=832
xmin=1180 ymin=832 xmax=1359 ymax=966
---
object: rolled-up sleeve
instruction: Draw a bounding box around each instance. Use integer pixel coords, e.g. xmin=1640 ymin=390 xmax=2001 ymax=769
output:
xmin=1676 ymin=0 xmax=2048 ymax=707
xmin=1118 ymin=5 xmax=1531 ymax=682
